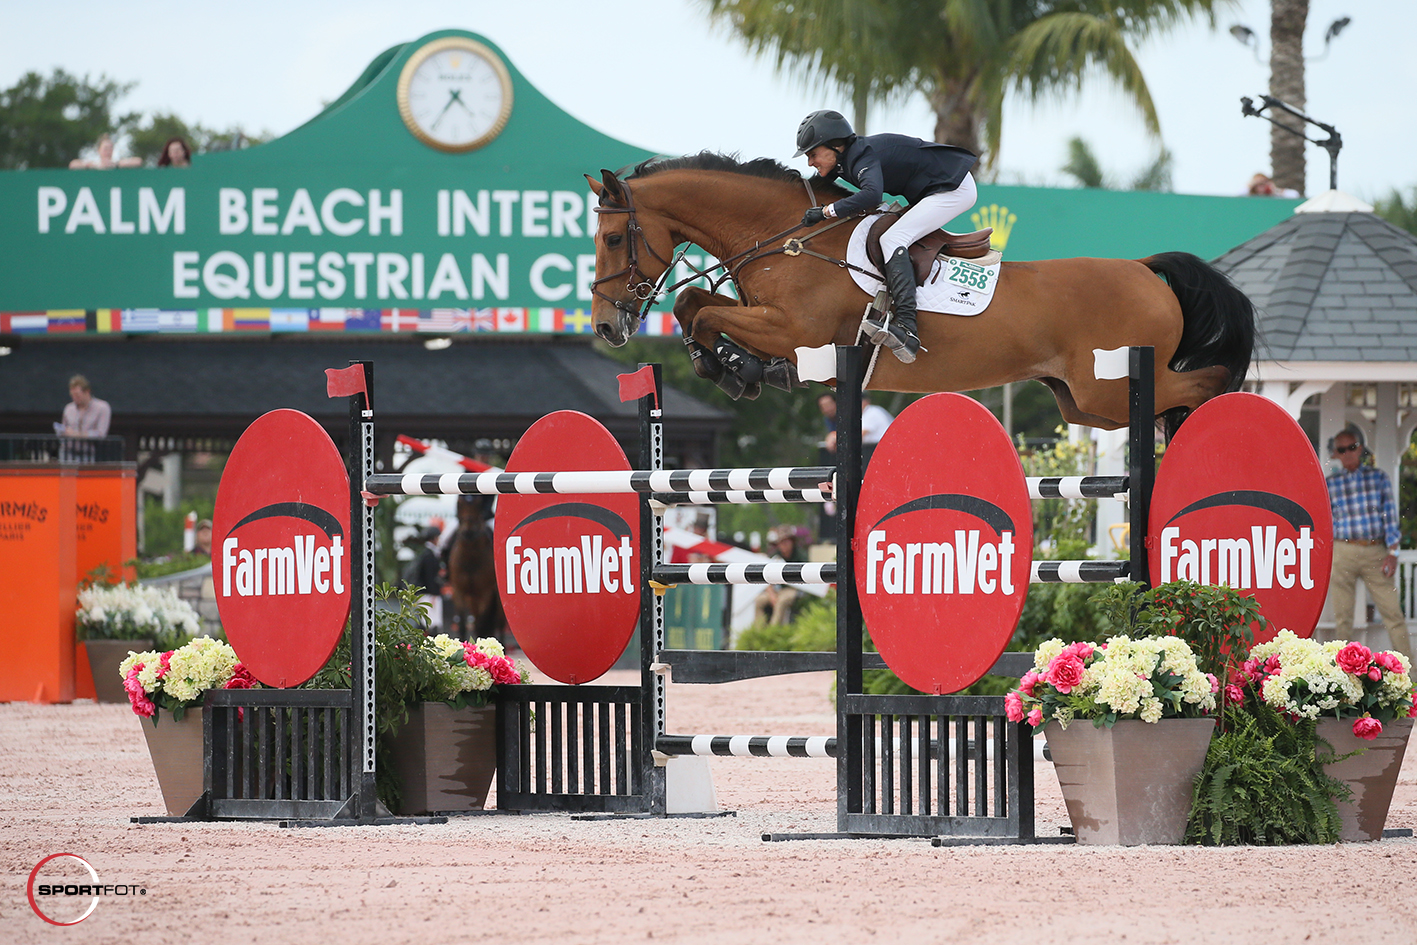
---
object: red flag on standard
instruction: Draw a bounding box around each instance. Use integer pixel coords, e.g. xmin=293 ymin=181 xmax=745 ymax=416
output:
xmin=617 ymin=365 xmax=657 ymax=405
xmin=326 ymin=365 xmax=368 ymax=401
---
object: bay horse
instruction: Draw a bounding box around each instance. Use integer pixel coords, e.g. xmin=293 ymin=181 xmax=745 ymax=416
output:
xmin=586 ymin=153 xmax=1254 ymax=431
xmin=446 ymin=493 xmax=506 ymax=642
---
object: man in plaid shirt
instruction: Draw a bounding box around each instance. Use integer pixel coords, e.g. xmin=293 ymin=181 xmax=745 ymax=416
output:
xmin=1327 ymin=430 xmax=1410 ymax=658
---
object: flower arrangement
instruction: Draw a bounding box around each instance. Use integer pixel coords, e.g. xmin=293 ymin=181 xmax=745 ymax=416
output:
xmin=428 ymin=633 xmax=530 ymax=707
xmin=1236 ymin=630 xmax=1417 ymax=740
xmin=77 ymin=580 xmax=201 ymax=651
xmin=1007 ymin=635 xmax=1218 ymax=730
xmin=118 ymin=636 xmax=257 ymax=723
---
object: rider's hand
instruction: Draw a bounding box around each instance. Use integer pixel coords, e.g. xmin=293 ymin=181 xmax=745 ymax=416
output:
xmin=801 ymin=207 xmax=826 ymax=227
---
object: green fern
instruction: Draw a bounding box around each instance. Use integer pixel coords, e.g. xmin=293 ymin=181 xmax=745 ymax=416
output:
xmin=1185 ymin=704 xmax=1349 ymax=845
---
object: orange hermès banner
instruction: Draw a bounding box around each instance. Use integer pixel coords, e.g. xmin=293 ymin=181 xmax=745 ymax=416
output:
xmin=0 ymin=467 xmax=78 ymax=703
xmin=72 ymin=466 xmax=138 ymax=700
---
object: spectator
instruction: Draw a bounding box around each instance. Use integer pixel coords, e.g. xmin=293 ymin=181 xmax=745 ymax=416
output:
xmin=401 ymin=525 xmax=444 ymax=631
xmin=1326 ymin=429 xmax=1410 ymax=659
xmin=193 ymin=519 xmax=213 ymax=558
xmin=1245 ymin=173 xmax=1299 ymax=198
xmin=68 ymin=133 xmax=141 ymax=169
xmin=755 ymin=526 xmax=805 ymax=626
xmin=818 ymin=391 xmax=838 ymax=454
xmin=861 ymin=392 xmax=894 ymax=468
xmin=60 ymin=375 xmax=112 ymax=438
xmin=157 ymin=137 xmax=192 ymax=167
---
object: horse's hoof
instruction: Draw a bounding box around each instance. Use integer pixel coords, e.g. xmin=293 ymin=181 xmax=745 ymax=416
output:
xmin=715 ymin=370 xmax=747 ymax=400
xmin=741 ymin=381 xmax=762 ymax=401
xmin=762 ymin=358 xmax=801 ymax=391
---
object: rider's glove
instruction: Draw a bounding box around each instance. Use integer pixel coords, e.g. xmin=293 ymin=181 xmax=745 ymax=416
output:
xmin=800 ymin=207 xmax=826 ymax=227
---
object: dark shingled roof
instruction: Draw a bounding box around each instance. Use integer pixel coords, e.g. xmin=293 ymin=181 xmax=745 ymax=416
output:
xmin=1213 ymin=211 xmax=1417 ymax=362
xmin=0 ymin=337 xmax=729 ymax=463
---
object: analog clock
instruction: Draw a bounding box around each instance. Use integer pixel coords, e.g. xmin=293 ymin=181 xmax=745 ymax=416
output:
xmin=396 ymin=37 xmax=513 ymax=153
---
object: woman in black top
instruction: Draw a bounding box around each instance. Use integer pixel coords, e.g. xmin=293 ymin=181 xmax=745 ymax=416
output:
xmin=795 ymin=110 xmax=978 ymax=363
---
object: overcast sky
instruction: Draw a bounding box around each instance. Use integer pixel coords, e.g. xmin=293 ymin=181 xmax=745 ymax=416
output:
xmin=2 ymin=0 xmax=1409 ymax=200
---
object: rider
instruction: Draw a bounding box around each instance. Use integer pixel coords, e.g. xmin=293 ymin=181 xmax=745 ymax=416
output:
xmin=795 ymin=110 xmax=978 ymax=364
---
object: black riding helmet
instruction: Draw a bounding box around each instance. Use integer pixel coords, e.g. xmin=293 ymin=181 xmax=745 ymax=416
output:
xmin=794 ymin=109 xmax=855 ymax=157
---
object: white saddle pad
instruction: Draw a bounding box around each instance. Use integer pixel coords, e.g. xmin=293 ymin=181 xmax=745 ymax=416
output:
xmin=846 ymin=213 xmax=1003 ymax=316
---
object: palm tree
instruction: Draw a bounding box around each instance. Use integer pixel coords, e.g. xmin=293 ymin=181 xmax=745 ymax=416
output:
xmin=702 ymin=0 xmax=1225 ymax=168
xmin=1268 ymin=0 xmax=1307 ymax=194
xmin=1061 ymin=136 xmax=1173 ymax=191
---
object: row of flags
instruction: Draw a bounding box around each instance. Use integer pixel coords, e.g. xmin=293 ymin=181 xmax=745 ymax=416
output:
xmin=0 ymin=308 xmax=682 ymax=337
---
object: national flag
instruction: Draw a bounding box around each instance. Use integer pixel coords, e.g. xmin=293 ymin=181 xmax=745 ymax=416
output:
xmin=529 ymin=308 xmax=562 ymax=332
xmin=311 ymin=309 xmax=348 ymax=331
xmin=46 ymin=310 xmax=86 ymax=333
xmin=121 ymin=310 xmax=162 ymax=332
xmin=7 ymin=313 xmax=48 ymax=333
xmin=345 ymin=309 xmax=382 ymax=332
xmin=198 ymin=309 xmax=225 ymax=332
xmin=325 ymin=364 xmax=369 ymax=402
xmin=471 ymin=308 xmax=495 ymax=332
xmin=420 ymin=308 xmax=471 ymax=332
xmin=381 ymin=309 xmax=420 ymax=332
xmin=496 ymin=308 xmax=526 ymax=332
xmin=617 ymin=365 xmax=658 ymax=405
xmin=94 ymin=309 xmax=118 ymax=333
xmin=270 ymin=309 xmax=310 ymax=332
xmin=232 ymin=309 xmax=270 ymax=331
xmin=561 ymin=309 xmax=594 ymax=334
xmin=157 ymin=311 xmax=199 ymax=331
xmin=644 ymin=311 xmax=680 ymax=336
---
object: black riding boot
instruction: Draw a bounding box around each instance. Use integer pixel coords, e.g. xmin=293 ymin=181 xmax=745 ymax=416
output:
xmin=864 ymin=247 xmax=921 ymax=364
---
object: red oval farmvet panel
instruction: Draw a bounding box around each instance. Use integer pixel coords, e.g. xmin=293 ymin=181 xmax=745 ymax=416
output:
xmin=495 ymin=411 xmax=640 ymax=685
xmin=1149 ymin=392 xmax=1333 ymax=643
xmin=213 ymin=409 xmax=351 ymax=688
xmin=855 ymin=394 xmax=1033 ymax=694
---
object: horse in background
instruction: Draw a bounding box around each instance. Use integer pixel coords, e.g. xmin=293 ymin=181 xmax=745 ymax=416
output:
xmin=585 ymin=153 xmax=1255 ymax=434
xmin=446 ymin=493 xmax=506 ymax=643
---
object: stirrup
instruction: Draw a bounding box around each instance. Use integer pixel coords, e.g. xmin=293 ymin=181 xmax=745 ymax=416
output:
xmin=859 ymin=290 xmax=892 ymax=344
xmin=880 ymin=326 xmax=921 ymax=365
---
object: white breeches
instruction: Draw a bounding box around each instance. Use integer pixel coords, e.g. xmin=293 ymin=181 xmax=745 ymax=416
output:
xmin=878 ymin=173 xmax=978 ymax=258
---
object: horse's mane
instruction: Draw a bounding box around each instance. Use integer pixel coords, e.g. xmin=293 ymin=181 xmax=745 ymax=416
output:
xmin=627 ymin=151 xmax=851 ymax=200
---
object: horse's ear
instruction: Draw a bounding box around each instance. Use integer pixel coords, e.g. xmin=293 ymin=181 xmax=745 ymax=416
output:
xmin=585 ymin=173 xmax=604 ymax=198
xmin=599 ymin=169 xmax=625 ymax=202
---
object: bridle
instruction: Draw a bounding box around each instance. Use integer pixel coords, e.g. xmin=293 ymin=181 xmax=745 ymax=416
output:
xmin=590 ymin=173 xmax=871 ymax=325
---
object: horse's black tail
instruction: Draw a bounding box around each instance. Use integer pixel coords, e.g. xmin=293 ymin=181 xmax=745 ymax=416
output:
xmin=1143 ymin=251 xmax=1256 ymax=438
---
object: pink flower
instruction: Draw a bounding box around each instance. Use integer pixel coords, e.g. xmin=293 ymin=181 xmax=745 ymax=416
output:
xmin=1353 ymin=716 xmax=1384 ymax=740
xmin=1375 ymin=652 xmax=1407 ymax=674
xmin=1225 ymin=684 xmax=1245 ymax=706
xmin=1061 ymin=642 xmax=1094 ymax=661
xmin=489 ymin=657 xmax=521 ymax=686
xmin=1026 ymin=707 xmax=1043 ymax=728
xmin=157 ymin=651 xmax=173 ymax=678
xmin=1045 ymin=654 xmax=1086 ymax=694
xmin=224 ymin=663 xmax=257 ymax=690
xmin=124 ymin=664 xmax=155 ymax=718
xmin=1368 ymin=666 xmax=1383 ymax=682
xmin=1336 ymin=643 xmax=1373 ymax=676
xmin=1004 ymin=691 xmax=1025 ymax=723
xmin=1207 ymin=673 xmax=1220 ymax=694
xmin=1018 ymin=671 xmax=1042 ymax=697
xmin=1263 ymin=655 xmax=1281 ymax=676
xmin=1408 ymin=696 xmax=1417 ymax=719
xmin=1240 ymin=658 xmax=1261 ymax=683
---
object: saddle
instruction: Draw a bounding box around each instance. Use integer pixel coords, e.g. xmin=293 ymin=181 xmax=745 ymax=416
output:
xmin=865 ymin=212 xmax=993 ymax=286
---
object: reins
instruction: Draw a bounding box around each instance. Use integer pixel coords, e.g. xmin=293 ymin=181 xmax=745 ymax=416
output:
xmin=591 ymin=174 xmax=876 ymax=320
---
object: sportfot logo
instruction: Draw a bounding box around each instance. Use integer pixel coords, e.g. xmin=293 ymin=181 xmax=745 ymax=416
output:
xmin=855 ymin=394 xmax=1032 ymax=695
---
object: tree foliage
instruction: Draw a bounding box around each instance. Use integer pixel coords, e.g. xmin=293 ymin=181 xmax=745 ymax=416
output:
xmin=1375 ymin=186 xmax=1417 ymax=237
xmin=1061 ymin=136 xmax=1173 ymax=191
xmin=127 ymin=111 xmax=272 ymax=166
xmin=701 ymin=0 xmax=1222 ymax=166
xmin=0 ymin=69 xmax=137 ymax=169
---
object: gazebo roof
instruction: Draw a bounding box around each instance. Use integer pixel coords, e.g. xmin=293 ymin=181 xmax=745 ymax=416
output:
xmin=1214 ymin=195 xmax=1417 ymax=364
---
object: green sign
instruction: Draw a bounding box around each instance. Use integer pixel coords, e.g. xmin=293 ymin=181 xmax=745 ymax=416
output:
xmin=0 ymin=28 xmax=1298 ymax=338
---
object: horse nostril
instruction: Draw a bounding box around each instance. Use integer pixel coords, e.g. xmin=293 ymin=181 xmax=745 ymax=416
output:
xmin=595 ymin=324 xmax=613 ymax=341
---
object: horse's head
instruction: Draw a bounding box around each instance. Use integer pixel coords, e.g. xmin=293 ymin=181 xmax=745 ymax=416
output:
xmin=586 ymin=169 xmax=676 ymax=347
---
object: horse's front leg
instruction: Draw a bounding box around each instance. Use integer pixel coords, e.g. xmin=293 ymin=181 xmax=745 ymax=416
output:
xmin=673 ymin=287 xmax=736 ymax=382
xmin=689 ymin=302 xmax=839 ymax=396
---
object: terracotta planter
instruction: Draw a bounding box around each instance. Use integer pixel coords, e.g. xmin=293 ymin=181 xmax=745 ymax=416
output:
xmin=85 ymin=639 xmax=153 ymax=703
xmin=138 ymin=708 xmax=205 ymax=815
xmin=1316 ymin=717 xmax=1413 ymax=842
xmin=1046 ymin=718 xmax=1215 ymax=845
xmin=387 ymin=703 xmax=496 ymax=815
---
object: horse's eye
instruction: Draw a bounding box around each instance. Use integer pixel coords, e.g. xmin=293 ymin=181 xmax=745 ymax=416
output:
xmin=605 ymin=233 xmax=624 ymax=249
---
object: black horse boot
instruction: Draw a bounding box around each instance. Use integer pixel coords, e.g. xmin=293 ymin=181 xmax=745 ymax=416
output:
xmin=761 ymin=357 xmax=803 ymax=391
xmin=684 ymin=337 xmax=724 ymax=382
xmin=863 ymin=247 xmax=921 ymax=364
xmin=713 ymin=338 xmax=765 ymax=385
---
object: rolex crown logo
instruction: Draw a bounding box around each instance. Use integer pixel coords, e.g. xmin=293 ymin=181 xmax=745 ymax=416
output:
xmin=971 ymin=204 xmax=1016 ymax=252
